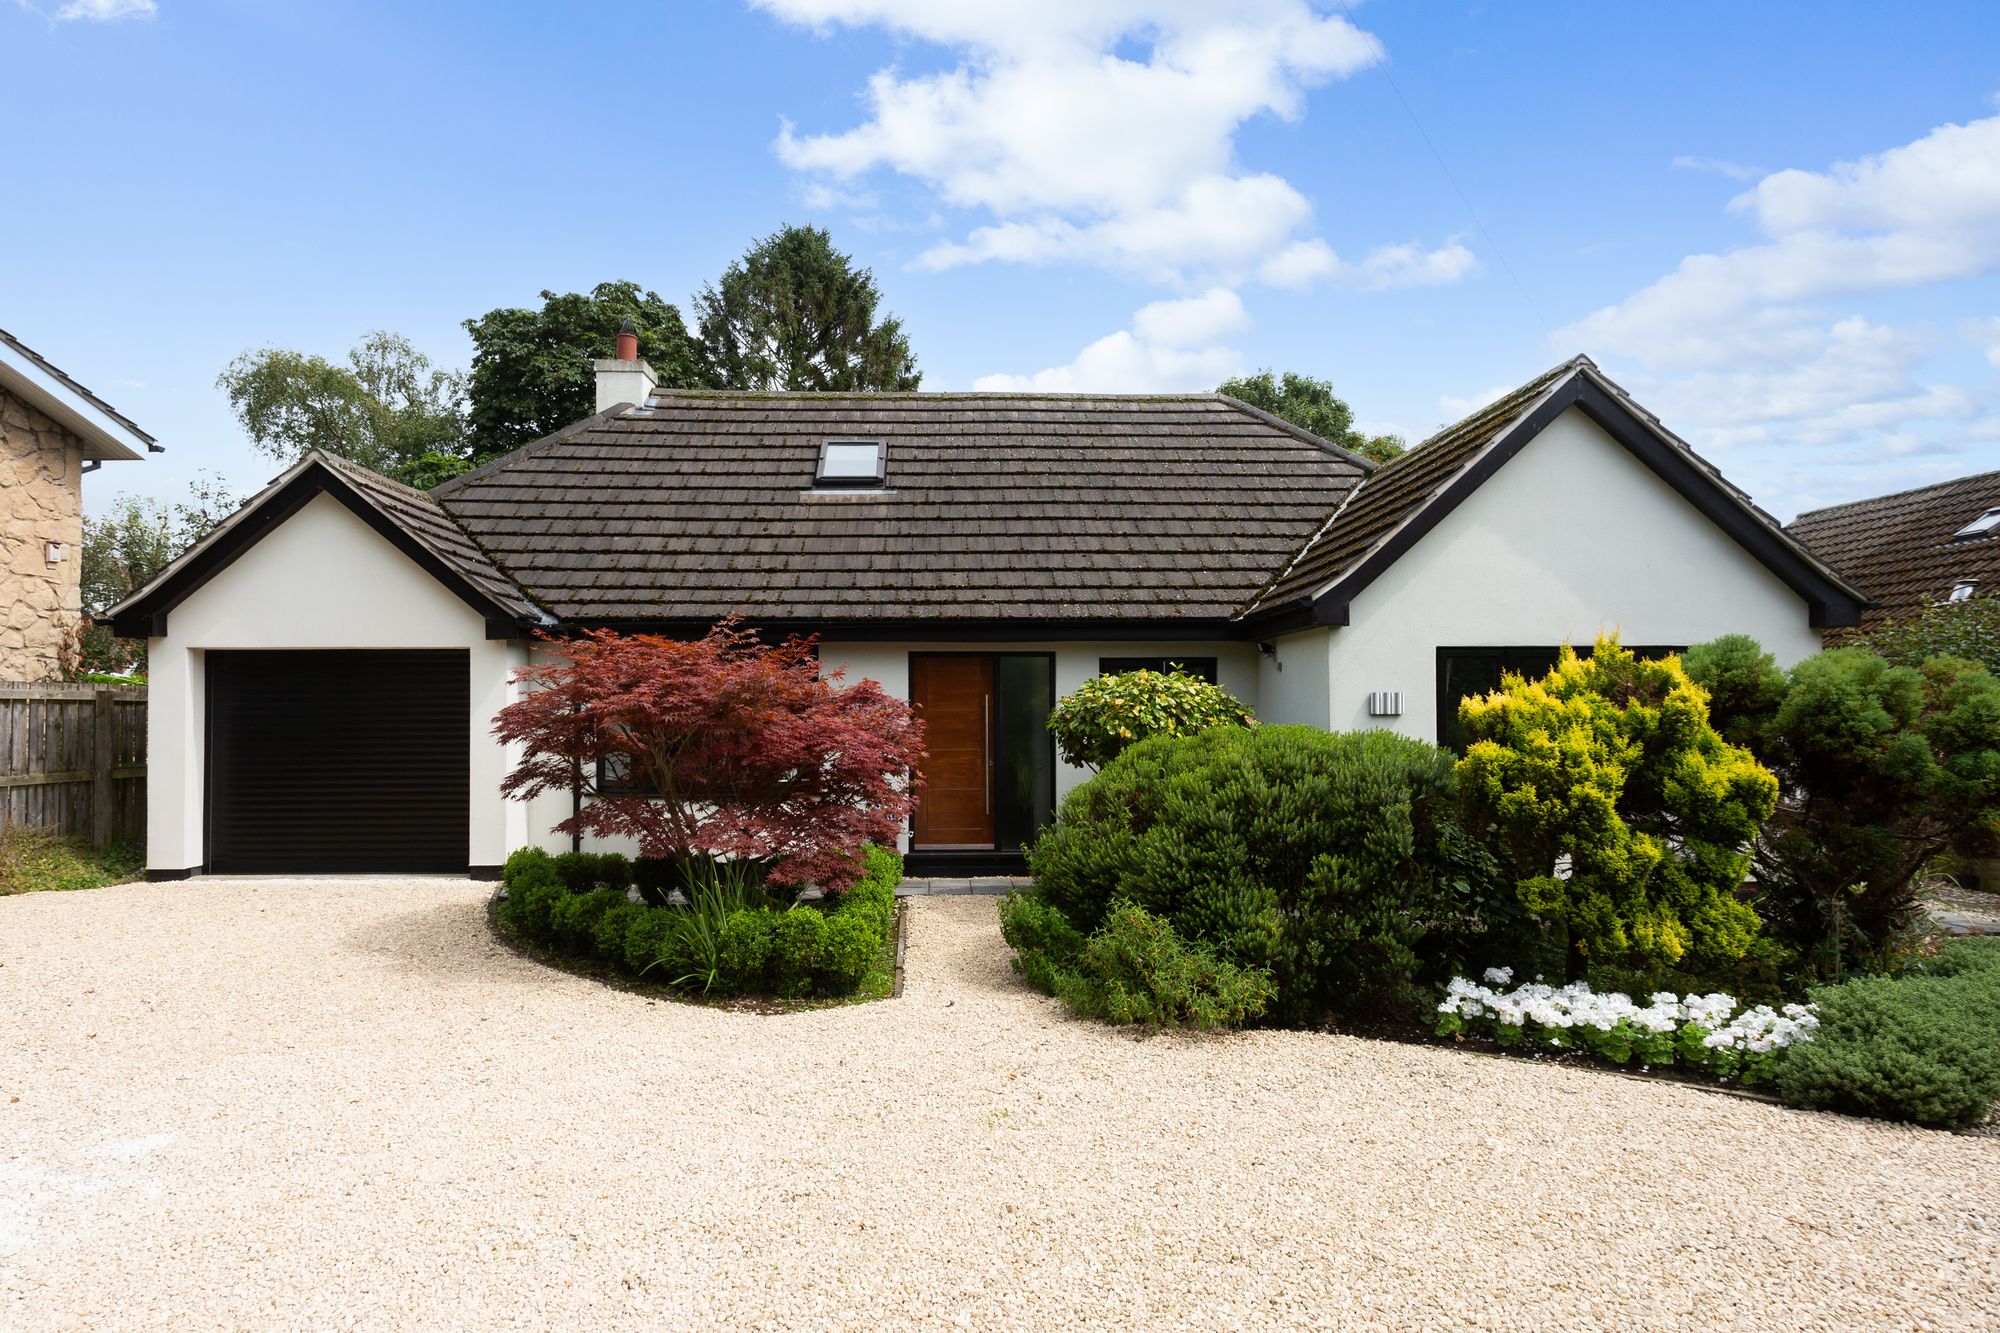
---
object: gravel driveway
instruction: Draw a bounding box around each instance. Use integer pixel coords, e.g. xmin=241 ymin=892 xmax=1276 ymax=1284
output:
xmin=2 ymin=878 xmax=1995 ymax=1331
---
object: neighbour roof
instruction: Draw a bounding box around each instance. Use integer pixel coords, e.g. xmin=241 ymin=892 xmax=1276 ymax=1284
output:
xmin=106 ymin=451 xmax=543 ymax=636
xmin=1786 ymin=469 xmax=2000 ymax=633
xmin=1239 ymin=356 xmax=1866 ymax=628
xmin=0 ymin=326 xmax=160 ymax=462
xmin=430 ymin=393 xmax=1370 ymax=625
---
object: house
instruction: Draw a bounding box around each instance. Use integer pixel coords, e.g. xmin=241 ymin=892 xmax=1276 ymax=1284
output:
xmin=1787 ymin=469 xmax=2000 ymax=640
xmin=1 ymin=327 xmax=160 ymax=681
xmin=109 ymin=347 xmax=1864 ymax=879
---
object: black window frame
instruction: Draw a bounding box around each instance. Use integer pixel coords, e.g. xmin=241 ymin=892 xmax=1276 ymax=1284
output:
xmin=815 ymin=438 xmax=887 ymax=488
xmin=595 ymin=750 xmax=658 ymax=797
xmin=1435 ymin=644 xmax=1684 ymax=752
xmin=1097 ymin=656 xmax=1220 ymax=684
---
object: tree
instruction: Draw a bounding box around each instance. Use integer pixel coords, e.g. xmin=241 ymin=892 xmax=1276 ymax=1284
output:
xmin=1456 ymin=635 xmax=1776 ymax=978
xmin=1218 ymin=370 xmax=1405 ymax=463
xmin=462 ymin=280 xmax=709 ymax=460
xmin=74 ymin=473 xmax=240 ymax=675
xmin=1045 ymin=666 xmax=1254 ymax=771
xmin=1683 ymin=635 xmax=2000 ymax=979
xmin=694 ymin=225 xmax=920 ymax=392
xmin=492 ymin=620 xmax=924 ymax=890
xmin=1862 ymin=594 xmax=2000 ymax=676
xmin=216 ymin=332 xmax=469 ymax=485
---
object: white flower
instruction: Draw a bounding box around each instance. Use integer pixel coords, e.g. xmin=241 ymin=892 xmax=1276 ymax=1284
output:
xmin=1483 ymin=966 xmax=1514 ymax=986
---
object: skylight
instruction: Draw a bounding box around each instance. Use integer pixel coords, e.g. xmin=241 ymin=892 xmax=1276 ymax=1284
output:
xmin=1954 ymin=506 xmax=2000 ymax=538
xmin=815 ymin=439 xmax=885 ymax=488
xmin=1950 ymin=580 xmax=1977 ymax=602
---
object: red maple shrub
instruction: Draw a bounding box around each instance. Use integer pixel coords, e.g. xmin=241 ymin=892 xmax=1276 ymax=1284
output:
xmin=494 ymin=620 xmax=924 ymax=891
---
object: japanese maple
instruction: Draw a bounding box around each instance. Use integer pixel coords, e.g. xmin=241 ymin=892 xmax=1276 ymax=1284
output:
xmin=494 ymin=620 xmax=923 ymax=890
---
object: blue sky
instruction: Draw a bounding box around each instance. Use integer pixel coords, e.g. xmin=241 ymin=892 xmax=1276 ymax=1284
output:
xmin=6 ymin=0 xmax=1998 ymax=521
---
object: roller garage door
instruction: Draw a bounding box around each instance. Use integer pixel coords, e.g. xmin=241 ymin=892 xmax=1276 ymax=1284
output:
xmin=206 ymin=650 xmax=470 ymax=874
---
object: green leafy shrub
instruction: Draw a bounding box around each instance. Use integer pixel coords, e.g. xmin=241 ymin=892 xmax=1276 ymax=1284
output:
xmin=1026 ymin=724 xmax=1496 ymax=1021
xmin=1685 ymin=635 xmax=2000 ymax=980
xmin=998 ymin=890 xmax=1089 ymax=994
xmin=498 ymin=842 xmax=899 ymax=1000
xmin=552 ymin=851 xmax=632 ymax=894
xmin=1046 ymin=666 xmax=1253 ymax=771
xmin=1049 ymin=903 xmax=1273 ymax=1029
xmin=1776 ymin=964 xmax=2000 ymax=1127
xmin=1458 ymin=635 xmax=1776 ymax=979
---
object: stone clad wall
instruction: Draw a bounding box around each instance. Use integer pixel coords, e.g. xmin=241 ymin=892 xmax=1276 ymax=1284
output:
xmin=0 ymin=386 xmax=84 ymax=682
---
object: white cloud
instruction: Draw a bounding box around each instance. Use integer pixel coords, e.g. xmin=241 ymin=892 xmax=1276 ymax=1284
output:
xmin=1972 ymin=317 xmax=2000 ymax=369
xmin=1438 ymin=384 xmax=1511 ymax=418
xmin=1672 ymin=155 xmax=1763 ymax=182
xmin=56 ymin=0 xmax=154 ymax=19
xmin=760 ymin=1 xmax=1470 ymax=288
xmin=1129 ymin=288 xmax=1250 ymax=348
xmin=972 ymin=290 xmax=1250 ymax=392
xmin=1558 ymin=109 xmax=2000 ymax=515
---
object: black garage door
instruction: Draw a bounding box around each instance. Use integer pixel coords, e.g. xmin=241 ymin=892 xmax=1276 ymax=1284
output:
xmin=206 ymin=650 xmax=470 ymax=874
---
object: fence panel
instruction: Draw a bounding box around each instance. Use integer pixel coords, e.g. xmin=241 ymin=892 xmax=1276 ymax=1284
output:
xmin=0 ymin=683 xmax=147 ymax=846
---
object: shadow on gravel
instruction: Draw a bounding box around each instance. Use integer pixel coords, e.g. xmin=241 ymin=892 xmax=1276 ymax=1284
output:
xmin=341 ymin=897 xmax=555 ymax=990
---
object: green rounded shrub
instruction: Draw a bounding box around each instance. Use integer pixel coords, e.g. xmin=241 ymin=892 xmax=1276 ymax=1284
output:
xmin=770 ymin=909 xmax=830 ymax=997
xmin=593 ymin=901 xmax=649 ymax=961
xmin=1050 ymin=903 xmax=1272 ymax=1029
xmin=998 ymin=890 xmax=1088 ymax=995
xmin=1046 ymin=667 xmax=1253 ymax=771
xmin=718 ymin=910 xmax=776 ymax=990
xmin=1777 ymin=968 xmax=2000 ymax=1127
xmin=1027 ymin=724 xmax=1494 ymax=1021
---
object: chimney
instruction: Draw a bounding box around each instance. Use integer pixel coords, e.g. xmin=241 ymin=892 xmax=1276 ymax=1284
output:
xmin=593 ymin=316 xmax=657 ymax=413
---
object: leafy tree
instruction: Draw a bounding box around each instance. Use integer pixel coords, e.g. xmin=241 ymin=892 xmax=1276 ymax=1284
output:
xmin=1218 ymin=370 xmax=1405 ymax=463
xmin=492 ymin=620 xmax=924 ymax=891
xmin=694 ymin=225 xmax=921 ymax=392
xmin=1045 ymin=666 xmax=1253 ymax=771
xmin=1862 ymin=594 xmax=2000 ymax=676
xmin=1456 ymin=635 xmax=1776 ymax=978
xmin=462 ymin=280 xmax=708 ymax=460
xmin=1684 ymin=635 xmax=2000 ymax=979
xmin=73 ymin=473 xmax=241 ymax=675
xmin=216 ymin=332 xmax=468 ymax=485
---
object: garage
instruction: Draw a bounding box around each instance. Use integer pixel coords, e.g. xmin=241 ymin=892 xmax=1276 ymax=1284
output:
xmin=205 ymin=650 xmax=470 ymax=874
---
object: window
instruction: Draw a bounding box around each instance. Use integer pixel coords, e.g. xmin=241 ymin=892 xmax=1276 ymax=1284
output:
xmin=1436 ymin=645 xmax=1682 ymax=752
xmin=1950 ymin=580 xmax=1977 ymax=603
xmin=1954 ymin=507 xmax=2000 ymax=538
xmin=595 ymin=751 xmax=657 ymax=797
xmin=815 ymin=439 xmax=886 ymax=488
xmin=1098 ymin=656 xmax=1220 ymax=684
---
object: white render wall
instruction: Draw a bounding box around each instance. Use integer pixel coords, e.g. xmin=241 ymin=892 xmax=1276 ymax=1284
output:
xmin=144 ymin=493 xmax=529 ymax=873
xmin=1321 ymin=405 xmax=1825 ymax=743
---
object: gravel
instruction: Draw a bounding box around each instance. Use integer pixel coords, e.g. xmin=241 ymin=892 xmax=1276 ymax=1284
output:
xmin=2 ymin=877 xmax=1995 ymax=1332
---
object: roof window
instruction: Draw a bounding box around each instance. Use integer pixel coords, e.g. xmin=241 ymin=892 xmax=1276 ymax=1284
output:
xmin=815 ymin=439 xmax=885 ymax=488
xmin=1953 ymin=506 xmax=2000 ymax=538
xmin=1950 ymin=580 xmax=1978 ymax=603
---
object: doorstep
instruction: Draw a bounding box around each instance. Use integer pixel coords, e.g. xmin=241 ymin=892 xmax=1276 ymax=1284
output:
xmin=897 ymin=877 xmax=1032 ymax=897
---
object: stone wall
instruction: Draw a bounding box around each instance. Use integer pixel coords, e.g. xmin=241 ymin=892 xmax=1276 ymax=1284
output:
xmin=0 ymin=386 xmax=84 ymax=682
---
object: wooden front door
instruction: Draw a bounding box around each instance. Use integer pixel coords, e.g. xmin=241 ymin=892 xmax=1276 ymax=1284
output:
xmin=911 ymin=655 xmax=995 ymax=848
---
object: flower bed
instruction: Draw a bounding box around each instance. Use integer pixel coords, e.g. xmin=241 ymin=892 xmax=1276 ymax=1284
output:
xmin=497 ymin=845 xmax=901 ymax=1002
xmin=1436 ymin=969 xmax=1819 ymax=1086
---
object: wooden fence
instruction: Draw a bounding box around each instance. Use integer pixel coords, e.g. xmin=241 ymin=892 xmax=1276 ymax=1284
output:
xmin=0 ymin=683 xmax=146 ymax=847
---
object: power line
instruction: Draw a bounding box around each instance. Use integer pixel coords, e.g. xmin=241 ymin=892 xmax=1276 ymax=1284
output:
xmin=1337 ymin=1 xmax=1552 ymax=339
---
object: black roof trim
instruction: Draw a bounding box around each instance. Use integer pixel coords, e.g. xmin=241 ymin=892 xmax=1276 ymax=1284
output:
xmin=1241 ymin=368 xmax=1869 ymax=632
xmin=107 ymin=454 xmax=540 ymax=639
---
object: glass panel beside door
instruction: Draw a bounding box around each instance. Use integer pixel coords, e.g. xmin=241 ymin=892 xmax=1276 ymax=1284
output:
xmin=909 ymin=653 xmax=1055 ymax=852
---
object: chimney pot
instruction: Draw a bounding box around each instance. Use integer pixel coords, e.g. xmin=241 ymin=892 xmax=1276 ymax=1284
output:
xmin=615 ymin=316 xmax=639 ymax=363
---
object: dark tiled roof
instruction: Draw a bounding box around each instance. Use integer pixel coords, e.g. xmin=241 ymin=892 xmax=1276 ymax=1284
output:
xmin=431 ymin=393 xmax=1367 ymax=623
xmin=316 ymin=453 xmax=545 ymax=622
xmin=0 ymin=325 xmax=159 ymax=450
xmin=1787 ymin=469 xmax=2000 ymax=633
xmin=1244 ymin=360 xmax=1583 ymax=613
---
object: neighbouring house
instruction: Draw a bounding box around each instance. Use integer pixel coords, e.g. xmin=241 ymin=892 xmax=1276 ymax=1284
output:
xmin=1787 ymin=468 xmax=2000 ymax=641
xmin=109 ymin=347 xmax=1864 ymax=879
xmin=1 ymin=327 xmax=160 ymax=681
